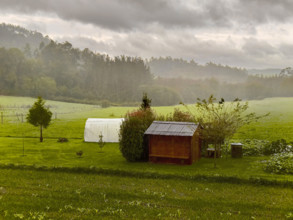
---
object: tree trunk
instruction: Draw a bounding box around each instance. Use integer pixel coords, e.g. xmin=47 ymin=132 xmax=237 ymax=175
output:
xmin=225 ymin=140 xmax=229 ymax=160
xmin=214 ymin=143 xmax=217 ymax=168
xmin=40 ymin=125 xmax=43 ymax=142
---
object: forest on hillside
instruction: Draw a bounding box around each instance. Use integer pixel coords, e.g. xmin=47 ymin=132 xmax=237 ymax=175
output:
xmin=147 ymin=57 xmax=248 ymax=83
xmin=0 ymin=23 xmax=293 ymax=106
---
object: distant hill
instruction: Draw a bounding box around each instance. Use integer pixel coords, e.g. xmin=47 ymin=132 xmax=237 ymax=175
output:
xmin=0 ymin=23 xmax=50 ymax=52
xmin=247 ymin=68 xmax=281 ymax=76
xmin=147 ymin=57 xmax=248 ymax=83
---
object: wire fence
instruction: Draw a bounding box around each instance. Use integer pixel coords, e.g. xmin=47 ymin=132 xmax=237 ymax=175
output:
xmin=0 ymin=102 xmax=102 ymax=123
xmin=0 ymin=110 xmax=89 ymax=139
xmin=0 ymin=108 xmax=98 ymax=124
xmin=1 ymin=112 xmax=54 ymax=124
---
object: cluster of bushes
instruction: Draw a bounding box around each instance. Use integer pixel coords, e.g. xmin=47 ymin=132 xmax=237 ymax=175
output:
xmin=240 ymin=139 xmax=270 ymax=156
xmin=239 ymin=139 xmax=293 ymax=156
xmin=238 ymin=139 xmax=293 ymax=175
xmin=262 ymin=139 xmax=293 ymax=175
xmin=263 ymin=139 xmax=293 ymax=155
xmin=264 ymin=153 xmax=293 ymax=174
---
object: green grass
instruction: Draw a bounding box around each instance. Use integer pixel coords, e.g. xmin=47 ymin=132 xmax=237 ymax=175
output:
xmin=1 ymin=95 xmax=293 ymax=182
xmin=1 ymin=95 xmax=293 ymax=141
xmin=0 ymin=137 xmax=292 ymax=183
xmin=234 ymin=97 xmax=293 ymax=141
xmin=1 ymin=168 xmax=293 ymax=219
xmin=1 ymin=95 xmax=293 ymax=219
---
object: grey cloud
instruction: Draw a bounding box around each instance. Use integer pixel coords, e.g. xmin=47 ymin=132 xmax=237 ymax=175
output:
xmin=0 ymin=0 xmax=207 ymax=31
xmin=242 ymin=38 xmax=279 ymax=57
xmin=238 ymin=0 xmax=293 ymax=24
xmin=2 ymin=0 xmax=293 ymax=32
xmin=279 ymin=43 xmax=293 ymax=58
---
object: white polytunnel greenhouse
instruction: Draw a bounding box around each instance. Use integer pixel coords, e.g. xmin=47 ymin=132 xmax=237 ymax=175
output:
xmin=84 ymin=118 xmax=124 ymax=143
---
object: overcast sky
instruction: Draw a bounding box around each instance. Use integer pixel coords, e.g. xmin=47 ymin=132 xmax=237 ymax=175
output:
xmin=1 ymin=0 xmax=293 ymax=69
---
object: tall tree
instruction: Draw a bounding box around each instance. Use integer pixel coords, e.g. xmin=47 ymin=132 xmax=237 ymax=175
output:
xmin=26 ymin=97 xmax=52 ymax=142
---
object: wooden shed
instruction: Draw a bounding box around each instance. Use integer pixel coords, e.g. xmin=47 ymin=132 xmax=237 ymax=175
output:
xmin=144 ymin=121 xmax=201 ymax=165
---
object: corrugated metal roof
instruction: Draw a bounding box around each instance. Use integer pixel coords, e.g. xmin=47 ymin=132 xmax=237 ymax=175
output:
xmin=144 ymin=121 xmax=198 ymax=136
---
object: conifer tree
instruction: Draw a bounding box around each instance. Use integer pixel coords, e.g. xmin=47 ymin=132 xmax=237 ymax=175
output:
xmin=27 ymin=97 xmax=52 ymax=142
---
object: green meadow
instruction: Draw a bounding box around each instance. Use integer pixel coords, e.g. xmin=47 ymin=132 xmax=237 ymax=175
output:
xmin=1 ymin=168 xmax=292 ymax=219
xmin=1 ymin=95 xmax=293 ymax=141
xmin=1 ymin=95 xmax=293 ymax=219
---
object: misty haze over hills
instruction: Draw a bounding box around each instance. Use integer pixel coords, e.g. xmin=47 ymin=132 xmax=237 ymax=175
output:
xmin=0 ymin=23 xmax=50 ymax=52
xmin=247 ymin=69 xmax=282 ymax=76
xmin=0 ymin=23 xmax=292 ymax=106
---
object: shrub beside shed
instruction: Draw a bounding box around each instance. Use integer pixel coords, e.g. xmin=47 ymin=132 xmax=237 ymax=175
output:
xmin=144 ymin=121 xmax=201 ymax=165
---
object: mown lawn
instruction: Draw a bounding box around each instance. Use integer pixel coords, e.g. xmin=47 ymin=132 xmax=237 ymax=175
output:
xmin=0 ymin=168 xmax=293 ymax=219
xmin=0 ymin=137 xmax=292 ymax=183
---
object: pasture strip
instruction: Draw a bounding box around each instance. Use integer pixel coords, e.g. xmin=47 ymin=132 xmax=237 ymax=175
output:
xmin=0 ymin=169 xmax=292 ymax=219
xmin=0 ymin=164 xmax=292 ymax=188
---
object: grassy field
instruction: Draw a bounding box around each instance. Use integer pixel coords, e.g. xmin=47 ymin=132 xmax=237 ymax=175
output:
xmin=1 ymin=95 xmax=293 ymax=180
xmin=1 ymin=169 xmax=293 ymax=219
xmin=0 ymin=137 xmax=293 ymax=183
xmin=1 ymin=95 xmax=293 ymax=219
xmin=1 ymin=95 xmax=293 ymax=141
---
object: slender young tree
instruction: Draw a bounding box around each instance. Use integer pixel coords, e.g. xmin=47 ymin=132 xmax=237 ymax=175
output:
xmin=27 ymin=97 xmax=52 ymax=142
xmin=184 ymin=95 xmax=267 ymax=167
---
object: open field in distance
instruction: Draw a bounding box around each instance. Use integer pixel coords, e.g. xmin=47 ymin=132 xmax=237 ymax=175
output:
xmin=1 ymin=95 xmax=293 ymax=141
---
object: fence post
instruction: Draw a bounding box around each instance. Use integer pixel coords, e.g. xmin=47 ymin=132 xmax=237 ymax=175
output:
xmin=1 ymin=112 xmax=3 ymax=124
xmin=55 ymin=112 xmax=57 ymax=119
xmin=21 ymin=113 xmax=23 ymax=123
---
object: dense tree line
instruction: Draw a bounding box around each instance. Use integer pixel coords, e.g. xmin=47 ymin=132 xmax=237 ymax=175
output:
xmin=0 ymin=43 xmax=158 ymax=105
xmin=0 ymin=44 xmax=293 ymax=105
xmin=147 ymin=57 xmax=248 ymax=83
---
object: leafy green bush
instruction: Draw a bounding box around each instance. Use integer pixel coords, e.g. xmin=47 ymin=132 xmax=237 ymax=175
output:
xmin=233 ymin=139 xmax=293 ymax=156
xmin=264 ymin=153 xmax=293 ymax=174
xmin=241 ymin=139 xmax=269 ymax=156
xmin=263 ymin=139 xmax=293 ymax=155
xmin=119 ymin=109 xmax=155 ymax=162
xmin=156 ymin=108 xmax=194 ymax=122
xmin=166 ymin=108 xmax=194 ymax=122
